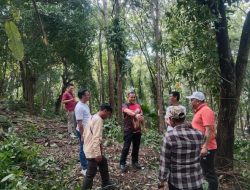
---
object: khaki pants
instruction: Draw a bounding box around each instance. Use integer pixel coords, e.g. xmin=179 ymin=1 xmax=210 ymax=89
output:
xmin=66 ymin=111 xmax=76 ymax=134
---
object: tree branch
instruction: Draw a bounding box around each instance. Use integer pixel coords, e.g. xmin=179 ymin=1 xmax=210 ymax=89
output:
xmin=236 ymin=11 xmax=250 ymax=96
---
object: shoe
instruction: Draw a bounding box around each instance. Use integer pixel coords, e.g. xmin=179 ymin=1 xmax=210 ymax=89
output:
xmin=102 ymin=180 xmax=116 ymax=189
xmin=81 ymin=169 xmax=87 ymax=176
xmin=132 ymin=162 xmax=141 ymax=170
xmin=70 ymin=133 xmax=76 ymax=138
xmin=120 ymin=164 xmax=128 ymax=173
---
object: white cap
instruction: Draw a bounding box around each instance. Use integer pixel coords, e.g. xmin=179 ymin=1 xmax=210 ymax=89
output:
xmin=186 ymin=91 xmax=205 ymax=101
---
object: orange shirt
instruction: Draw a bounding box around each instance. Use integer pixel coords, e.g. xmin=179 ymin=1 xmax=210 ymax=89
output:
xmin=192 ymin=103 xmax=217 ymax=150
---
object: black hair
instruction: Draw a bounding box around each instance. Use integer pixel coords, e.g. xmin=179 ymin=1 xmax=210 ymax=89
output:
xmin=172 ymin=116 xmax=185 ymax=123
xmin=170 ymin=91 xmax=180 ymax=101
xmin=66 ymin=83 xmax=74 ymax=88
xmin=100 ymin=103 xmax=113 ymax=113
xmin=78 ymin=89 xmax=88 ymax=99
xmin=127 ymin=91 xmax=136 ymax=96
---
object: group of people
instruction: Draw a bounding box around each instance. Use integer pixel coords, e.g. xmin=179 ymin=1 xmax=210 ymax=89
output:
xmin=158 ymin=91 xmax=218 ymax=190
xmin=62 ymin=84 xmax=218 ymax=190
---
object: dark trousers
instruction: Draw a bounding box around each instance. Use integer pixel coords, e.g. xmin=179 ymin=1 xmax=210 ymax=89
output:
xmin=82 ymin=156 xmax=110 ymax=190
xmin=168 ymin=182 xmax=203 ymax=190
xmin=120 ymin=132 xmax=141 ymax=165
xmin=200 ymin=149 xmax=218 ymax=190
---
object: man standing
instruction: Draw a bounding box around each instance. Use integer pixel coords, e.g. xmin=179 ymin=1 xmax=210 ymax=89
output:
xmin=187 ymin=91 xmax=218 ymax=190
xmin=120 ymin=91 xmax=145 ymax=173
xmin=158 ymin=106 xmax=204 ymax=190
xmin=165 ymin=91 xmax=186 ymax=132
xmin=75 ymin=90 xmax=91 ymax=176
xmin=82 ymin=103 xmax=116 ymax=190
xmin=61 ymin=84 xmax=77 ymax=137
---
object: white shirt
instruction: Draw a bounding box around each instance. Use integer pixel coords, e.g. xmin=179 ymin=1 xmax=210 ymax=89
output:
xmin=74 ymin=101 xmax=91 ymax=131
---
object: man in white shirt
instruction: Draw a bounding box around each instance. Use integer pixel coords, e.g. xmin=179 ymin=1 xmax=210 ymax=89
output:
xmin=82 ymin=103 xmax=116 ymax=190
xmin=165 ymin=91 xmax=186 ymax=132
xmin=75 ymin=89 xmax=91 ymax=176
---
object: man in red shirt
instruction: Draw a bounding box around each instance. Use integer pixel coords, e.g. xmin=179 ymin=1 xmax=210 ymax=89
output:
xmin=62 ymin=84 xmax=77 ymax=137
xmin=187 ymin=91 xmax=218 ymax=190
xmin=120 ymin=91 xmax=145 ymax=172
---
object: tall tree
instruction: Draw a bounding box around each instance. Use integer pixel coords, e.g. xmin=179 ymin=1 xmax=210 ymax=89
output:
xmin=210 ymin=0 xmax=250 ymax=169
xmin=103 ymin=0 xmax=115 ymax=110
xmin=153 ymin=0 xmax=165 ymax=132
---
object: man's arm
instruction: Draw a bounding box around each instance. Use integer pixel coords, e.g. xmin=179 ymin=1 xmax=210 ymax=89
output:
xmin=77 ymin=120 xmax=84 ymax=140
xmin=62 ymin=98 xmax=74 ymax=104
xmin=201 ymin=126 xmax=212 ymax=156
xmin=91 ymin=119 xmax=103 ymax=162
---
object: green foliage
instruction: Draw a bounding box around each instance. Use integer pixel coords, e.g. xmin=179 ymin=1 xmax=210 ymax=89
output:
xmin=0 ymin=133 xmax=66 ymax=190
xmin=104 ymin=119 xmax=123 ymax=143
xmin=0 ymin=115 xmax=12 ymax=131
xmin=141 ymin=128 xmax=161 ymax=150
xmin=4 ymin=21 xmax=24 ymax=61
xmin=234 ymin=138 xmax=250 ymax=163
xmin=234 ymin=138 xmax=250 ymax=189
xmin=163 ymin=0 xmax=220 ymax=98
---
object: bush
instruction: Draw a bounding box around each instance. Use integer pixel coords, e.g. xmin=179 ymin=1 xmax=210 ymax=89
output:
xmin=0 ymin=133 xmax=65 ymax=190
xmin=141 ymin=128 xmax=162 ymax=150
xmin=104 ymin=119 xmax=123 ymax=143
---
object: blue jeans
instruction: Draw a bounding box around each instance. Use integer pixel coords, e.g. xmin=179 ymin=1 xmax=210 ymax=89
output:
xmin=76 ymin=131 xmax=88 ymax=170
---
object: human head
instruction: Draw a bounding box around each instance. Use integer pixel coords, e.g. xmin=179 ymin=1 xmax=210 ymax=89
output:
xmin=186 ymin=91 xmax=205 ymax=109
xmin=66 ymin=83 xmax=74 ymax=93
xmin=167 ymin=106 xmax=186 ymax=126
xmin=169 ymin=91 xmax=180 ymax=105
xmin=99 ymin=103 xmax=113 ymax=119
xmin=78 ymin=89 xmax=90 ymax=103
xmin=127 ymin=91 xmax=136 ymax=104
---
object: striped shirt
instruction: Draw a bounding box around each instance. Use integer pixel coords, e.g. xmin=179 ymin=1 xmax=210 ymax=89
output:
xmin=159 ymin=122 xmax=204 ymax=189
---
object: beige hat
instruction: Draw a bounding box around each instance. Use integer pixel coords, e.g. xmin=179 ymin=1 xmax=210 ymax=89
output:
xmin=167 ymin=106 xmax=186 ymax=119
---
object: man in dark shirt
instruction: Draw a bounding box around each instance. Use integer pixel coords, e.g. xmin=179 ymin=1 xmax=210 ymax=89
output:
xmin=119 ymin=91 xmax=145 ymax=172
xmin=158 ymin=106 xmax=204 ymax=190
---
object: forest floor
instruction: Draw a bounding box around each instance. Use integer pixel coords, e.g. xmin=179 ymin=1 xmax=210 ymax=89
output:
xmin=6 ymin=110 xmax=160 ymax=190
xmin=2 ymin=108 xmax=247 ymax=190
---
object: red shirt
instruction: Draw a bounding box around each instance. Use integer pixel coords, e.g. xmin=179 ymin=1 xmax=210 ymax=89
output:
xmin=62 ymin=91 xmax=76 ymax=112
xmin=192 ymin=103 xmax=217 ymax=150
xmin=122 ymin=103 xmax=142 ymax=133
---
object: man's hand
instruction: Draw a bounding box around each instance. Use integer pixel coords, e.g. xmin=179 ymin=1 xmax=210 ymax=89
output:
xmin=95 ymin=155 xmax=102 ymax=163
xmin=200 ymin=146 xmax=208 ymax=157
xmin=136 ymin=114 xmax=144 ymax=121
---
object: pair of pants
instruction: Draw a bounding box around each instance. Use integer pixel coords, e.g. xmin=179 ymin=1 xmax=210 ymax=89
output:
xmin=82 ymin=156 xmax=110 ymax=190
xmin=66 ymin=111 xmax=76 ymax=134
xmin=120 ymin=132 xmax=141 ymax=165
xmin=76 ymin=131 xmax=88 ymax=170
xmin=200 ymin=149 xmax=218 ymax=190
xmin=168 ymin=182 xmax=203 ymax=190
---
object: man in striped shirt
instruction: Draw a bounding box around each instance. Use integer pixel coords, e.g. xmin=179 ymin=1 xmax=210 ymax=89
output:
xmin=158 ymin=106 xmax=204 ymax=190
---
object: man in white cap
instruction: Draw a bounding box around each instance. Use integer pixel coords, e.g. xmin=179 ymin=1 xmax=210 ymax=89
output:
xmin=187 ymin=91 xmax=218 ymax=190
xmin=158 ymin=106 xmax=204 ymax=190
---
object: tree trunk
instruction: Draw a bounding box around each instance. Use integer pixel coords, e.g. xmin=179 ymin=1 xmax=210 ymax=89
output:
xmin=116 ymin=58 xmax=123 ymax=125
xmin=153 ymin=0 xmax=164 ymax=132
xmin=98 ymin=30 xmax=105 ymax=103
xmin=0 ymin=62 xmax=7 ymax=97
xmin=214 ymin=1 xmax=250 ymax=169
xmin=103 ymin=0 xmax=115 ymax=111
xmin=19 ymin=60 xmax=36 ymax=113
xmin=55 ymin=60 xmax=74 ymax=114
